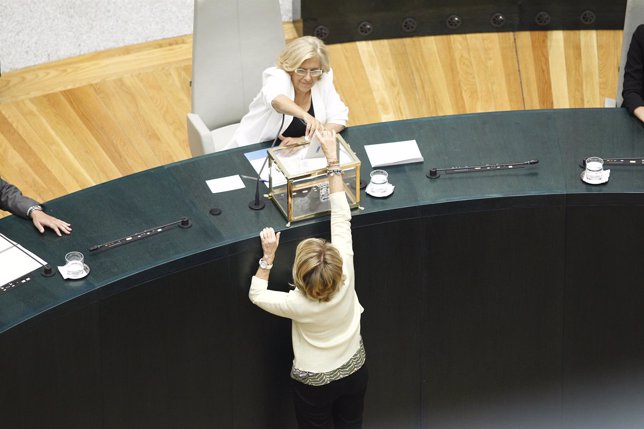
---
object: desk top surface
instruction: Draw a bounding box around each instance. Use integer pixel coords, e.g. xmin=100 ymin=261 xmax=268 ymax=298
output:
xmin=1 ymin=108 xmax=643 ymax=333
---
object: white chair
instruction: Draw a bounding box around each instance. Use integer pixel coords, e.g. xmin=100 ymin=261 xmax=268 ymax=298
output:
xmin=609 ymin=0 xmax=644 ymax=107
xmin=187 ymin=0 xmax=285 ymax=156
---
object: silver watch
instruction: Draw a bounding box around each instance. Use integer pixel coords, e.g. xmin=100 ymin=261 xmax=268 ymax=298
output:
xmin=27 ymin=205 xmax=43 ymax=218
xmin=259 ymin=258 xmax=273 ymax=270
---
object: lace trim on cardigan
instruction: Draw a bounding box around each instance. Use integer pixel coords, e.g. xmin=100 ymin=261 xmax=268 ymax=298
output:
xmin=290 ymin=339 xmax=365 ymax=386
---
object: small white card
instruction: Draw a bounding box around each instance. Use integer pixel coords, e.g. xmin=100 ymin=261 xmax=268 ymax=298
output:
xmin=364 ymin=140 xmax=424 ymax=167
xmin=205 ymin=175 xmax=245 ymax=193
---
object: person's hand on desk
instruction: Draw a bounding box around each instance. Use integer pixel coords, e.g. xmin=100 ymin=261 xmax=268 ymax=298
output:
xmin=31 ymin=209 xmax=72 ymax=236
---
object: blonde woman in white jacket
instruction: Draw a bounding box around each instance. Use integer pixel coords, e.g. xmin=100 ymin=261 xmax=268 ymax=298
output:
xmin=225 ymin=36 xmax=349 ymax=149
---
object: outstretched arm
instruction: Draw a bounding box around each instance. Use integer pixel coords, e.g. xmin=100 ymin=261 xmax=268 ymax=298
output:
xmin=316 ymin=129 xmax=343 ymax=194
xmin=249 ymin=227 xmax=302 ymax=319
xmin=316 ymin=130 xmax=353 ymax=257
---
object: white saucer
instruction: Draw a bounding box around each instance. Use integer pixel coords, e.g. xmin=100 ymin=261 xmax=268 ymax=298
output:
xmin=580 ymin=169 xmax=610 ymax=185
xmin=366 ymin=183 xmax=395 ymax=198
xmin=57 ymin=264 xmax=90 ymax=280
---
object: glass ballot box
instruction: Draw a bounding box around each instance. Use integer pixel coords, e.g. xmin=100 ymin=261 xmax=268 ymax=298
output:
xmin=267 ymin=135 xmax=361 ymax=223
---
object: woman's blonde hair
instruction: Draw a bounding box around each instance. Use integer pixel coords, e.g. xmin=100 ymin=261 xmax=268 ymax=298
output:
xmin=291 ymin=238 xmax=343 ymax=302
xmin=277 ymin=36 xmax=330 ymax=73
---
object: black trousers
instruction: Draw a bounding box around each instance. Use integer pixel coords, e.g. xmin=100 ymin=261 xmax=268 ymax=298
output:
xmin=291 ymin=363 xmax=368 ymax=429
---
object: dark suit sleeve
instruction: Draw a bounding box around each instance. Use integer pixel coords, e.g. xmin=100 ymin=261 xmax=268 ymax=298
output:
xmin=0 ymin=178 xmax=40 ymax=219
xmin=622 ymin=25 xmax=644 ymax=114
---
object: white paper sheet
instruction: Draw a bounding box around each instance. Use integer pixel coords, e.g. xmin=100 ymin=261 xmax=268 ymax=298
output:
xmin=0 ymin=233 xmax=47 ymax=286
xmin=364 ymin=140 xmax=424 ymax=167
xmin=205 ymin=175 xmax=245 ymax=193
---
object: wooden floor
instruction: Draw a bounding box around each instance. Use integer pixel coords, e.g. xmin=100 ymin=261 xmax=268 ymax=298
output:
xmin=0 ymin=23 xmax=623 ymax=218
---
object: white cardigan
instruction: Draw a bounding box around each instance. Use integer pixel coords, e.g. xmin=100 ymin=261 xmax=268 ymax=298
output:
xmin=225 ymin=67 xmax=349 ymax=149
xmin=249 ymin=193 xmax=363 ymax=373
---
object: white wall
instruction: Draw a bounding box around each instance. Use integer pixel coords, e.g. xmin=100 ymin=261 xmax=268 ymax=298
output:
xmin=0 ymin=0 xmax=299 ymax=73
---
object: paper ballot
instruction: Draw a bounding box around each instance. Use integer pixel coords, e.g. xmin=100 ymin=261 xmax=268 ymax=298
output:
xmin=364 ymin=140 xmax=424 ymax=167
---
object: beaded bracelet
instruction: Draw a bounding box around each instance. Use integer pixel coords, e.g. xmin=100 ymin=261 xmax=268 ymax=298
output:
xmin=326 ymin=167 xmax=343 ymax=176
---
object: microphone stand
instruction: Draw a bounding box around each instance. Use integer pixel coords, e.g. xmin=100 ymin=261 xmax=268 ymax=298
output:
xmin=249 ymin=115 xmax=285 ymax=210
xmin=427 ymin=160 xmax=539 ymax=179
xmin=248 ymin=156 xmax=269 ymax=210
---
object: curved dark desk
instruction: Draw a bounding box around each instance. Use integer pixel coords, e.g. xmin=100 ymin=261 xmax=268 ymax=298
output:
xmin=1 ymin=108 xmax=644 ymax=428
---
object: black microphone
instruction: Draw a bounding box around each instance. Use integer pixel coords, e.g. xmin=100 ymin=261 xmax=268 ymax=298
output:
xmin=0 ymin=233 xmax=54 ymax=287
xmin=427 ymin=160 xmax=539 ymax=179
xmin=249 ymin=114 xmax=285 ymax=210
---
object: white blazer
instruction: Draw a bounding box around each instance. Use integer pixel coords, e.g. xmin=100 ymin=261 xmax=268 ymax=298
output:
xmin=225 ymin=67 xmax=349 ymax=149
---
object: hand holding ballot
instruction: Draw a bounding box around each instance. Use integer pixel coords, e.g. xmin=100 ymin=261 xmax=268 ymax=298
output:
xmin=316 ymin=129 xmax=338 ymax=162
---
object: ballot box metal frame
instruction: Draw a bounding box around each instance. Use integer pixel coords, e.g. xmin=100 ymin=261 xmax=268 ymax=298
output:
xmin=267 ymin=135 xmax=361 ymax=223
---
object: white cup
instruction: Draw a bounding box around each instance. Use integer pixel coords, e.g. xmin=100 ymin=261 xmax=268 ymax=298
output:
xmin=369 ymin=169 xmax=389 ymax=193
xmin=585 ymin=156 xmax=604 ymax=181
xmin=65 ymin=251 xmax=85 ymax=277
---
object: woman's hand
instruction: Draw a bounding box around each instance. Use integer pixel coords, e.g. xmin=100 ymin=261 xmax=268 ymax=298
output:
xmin=260 ymin=227 xmax=280 ymax=263
xmin=315 ymin=129 xmax=338 ymax=163
xmin=278 ymin=135 xmax=307 ymax=147
xmin=302 ymin=114 xmax=324 ymax=140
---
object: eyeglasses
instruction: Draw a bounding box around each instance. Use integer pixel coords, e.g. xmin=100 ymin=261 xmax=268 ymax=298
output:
xmin=294 ymin=68 xmax=324 ymax=77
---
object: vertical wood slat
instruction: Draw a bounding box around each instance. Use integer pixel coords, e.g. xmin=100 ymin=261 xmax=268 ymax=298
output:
xmin=0 ymin=28 xmax=623 ymax=219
